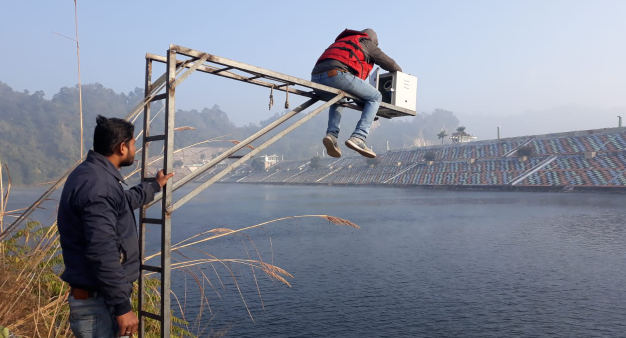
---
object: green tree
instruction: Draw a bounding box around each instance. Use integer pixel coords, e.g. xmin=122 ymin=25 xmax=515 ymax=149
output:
xmin=451 ymin=126 xmax=469 ymax=143
xmin=437 ymin=130 xmax=448 ymax=145
xmin=516 ymin=145 xmax=535 ymax=157
xmin=250 ymin=158 xmax=265 ymax=172
xmin=366 ymin=157 xmax=381 ymax=166
xmin=309 ymin=156 xmax=321 ymax=169
xmin=424 ymin=151 xmax=436 ymax=161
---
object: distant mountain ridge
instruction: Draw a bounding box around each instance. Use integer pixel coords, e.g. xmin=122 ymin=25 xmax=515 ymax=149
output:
xmin=0 ymin=81 xmax=460 ymax=185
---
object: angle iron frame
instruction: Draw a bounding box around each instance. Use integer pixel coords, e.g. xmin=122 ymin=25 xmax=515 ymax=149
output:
xmin=138 ymin=44 xmax=414 ymax=338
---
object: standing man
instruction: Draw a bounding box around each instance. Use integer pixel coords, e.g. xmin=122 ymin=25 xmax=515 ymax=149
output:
xmin=311 ymin=28 xmax=402 ymax=158
xmin=58 ymin=115 xmax=174 ymax=338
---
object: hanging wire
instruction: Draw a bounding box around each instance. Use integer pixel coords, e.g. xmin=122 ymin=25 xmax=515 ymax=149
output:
xmin=268 ymin=85 xmax=274 ymax=110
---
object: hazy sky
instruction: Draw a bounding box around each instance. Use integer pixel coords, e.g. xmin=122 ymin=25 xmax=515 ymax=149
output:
xmin=1 ymin=0 xmax=625 ymax=130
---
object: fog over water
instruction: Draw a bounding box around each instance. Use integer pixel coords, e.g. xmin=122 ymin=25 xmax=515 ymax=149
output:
xmin=8 ymin=184 xmax=626 ymax=337
xmin=119 ymin=185 xmax=626 ymax=336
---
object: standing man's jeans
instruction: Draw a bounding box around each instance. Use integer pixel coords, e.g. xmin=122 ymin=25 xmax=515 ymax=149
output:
xmin=311 ymin=71 xmax=382 ymax=140
xmin=68 ymin=294 xmax=119 ymax=338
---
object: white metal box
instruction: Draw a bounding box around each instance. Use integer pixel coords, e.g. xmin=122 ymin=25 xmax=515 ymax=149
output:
xmin=369 ymin=68 xmax=417 ymax=112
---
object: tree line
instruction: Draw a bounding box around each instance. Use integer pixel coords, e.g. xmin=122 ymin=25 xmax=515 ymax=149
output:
xmin=0 ymin=81 xmax=460 ymax=185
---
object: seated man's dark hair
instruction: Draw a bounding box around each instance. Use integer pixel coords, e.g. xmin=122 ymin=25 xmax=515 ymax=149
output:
xmin=93 ymin=115 xmax=134 ymax=156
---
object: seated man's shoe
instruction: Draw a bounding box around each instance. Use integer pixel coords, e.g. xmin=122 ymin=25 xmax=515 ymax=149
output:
xmin=345 ymin=137 xmax=376 ymax=158
xmin=323 ymin=134 xmax=342 ymax=158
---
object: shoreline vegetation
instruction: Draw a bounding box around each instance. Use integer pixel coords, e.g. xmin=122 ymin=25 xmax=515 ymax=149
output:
xmin=0 ymin=207 xmax=357 ymax=337
xmin=0 ymin=119 xmax=360 ymax=337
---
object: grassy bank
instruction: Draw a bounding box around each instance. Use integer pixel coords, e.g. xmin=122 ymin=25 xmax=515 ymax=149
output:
xmin=0 ymin=164 xmax=358 ymax=337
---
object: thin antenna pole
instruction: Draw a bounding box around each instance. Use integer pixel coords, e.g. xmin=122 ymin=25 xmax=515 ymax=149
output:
xmin=74 ymin=0 xmax=83 ymax=157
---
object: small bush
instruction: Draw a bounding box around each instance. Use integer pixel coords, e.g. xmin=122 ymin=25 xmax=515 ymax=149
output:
xmin=424 ymin=151 xmax=436 ymax=161
xmin=250 ymin=158 xmax=265 ymax=172
xmin=309 ymin=156 xmax=321 ymax=169
xmin=366 ymin=157 xmax=381 ymax=166
xmin=516 ymin=145 xmax=535 ymax=157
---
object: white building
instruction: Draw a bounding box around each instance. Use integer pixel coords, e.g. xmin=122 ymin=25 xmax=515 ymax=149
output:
xmin=261 ymin=154 xmax=280 ymax=169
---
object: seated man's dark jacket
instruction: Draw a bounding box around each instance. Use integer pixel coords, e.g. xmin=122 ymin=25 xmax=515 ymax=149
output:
xmin=58 ymin=150 xmax=160 ymax=315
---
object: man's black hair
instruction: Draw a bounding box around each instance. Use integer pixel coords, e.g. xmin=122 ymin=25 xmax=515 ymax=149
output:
xmin=93 ymin=115 xmax=134 ymax=156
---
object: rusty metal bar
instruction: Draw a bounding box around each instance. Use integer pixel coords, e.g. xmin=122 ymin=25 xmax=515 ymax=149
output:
xmin=274 ymin=82 xmax=294 ymax=88
xmin=169 ymin=93 xmax=344 ymax=213
xmin=160 ymin=47 xmax=176 ymax=338
xmin=144 ymin=135 xmax=165 ymax=142
xmin=146 ymin=98 xmax=318 ymax=208
xmin=141 ymin=264 xmax=163 ymax=273
xmin=141 ymin=218 xmax=163 ymax=225
xmin=138 ymin=57 xmax=152 ymax=338
xmin=141 ymin=311 xmax=163 ymax=322
xmin=150 ymin=93 xmax=167 ymax=102
xmin=213 ymin=66 xmax=233 ymax=73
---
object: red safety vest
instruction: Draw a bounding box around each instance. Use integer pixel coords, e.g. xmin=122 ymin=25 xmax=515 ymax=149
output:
xmin=316 ymin=29 xmax=374 ymax=80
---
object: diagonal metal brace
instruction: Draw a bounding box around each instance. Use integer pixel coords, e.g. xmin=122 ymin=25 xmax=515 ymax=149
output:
xmin=168 ymin=53 xmax=209 ymax=90
xmin=146 ymin=98 xmax=318 ymax=208
xmin=168 ymin=93 xmax=345 ymax=213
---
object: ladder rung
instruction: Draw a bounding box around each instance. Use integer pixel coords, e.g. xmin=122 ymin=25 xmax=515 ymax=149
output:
xmin=141 ymin=218 xmax=162 ymax=224
xmin=145 ymin=135 xmax=165 ymax=142
xmin=228 ymin=155 xmax=243 ymax=159
xmin=275 ymin=82 xmax=294 ymax=88
xmin=141 ymin=264 xmax=162 ymax=273
xmin=141 ymin=310 xmax=162 ymax=321
xmin=150 ymin=93 xmax=167 ymax=102
xmin=214 ymin=66 xmax=233 ymax=74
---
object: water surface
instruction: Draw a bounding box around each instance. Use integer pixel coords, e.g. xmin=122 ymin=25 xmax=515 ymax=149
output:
xmin=8 ymin=185 xmax=626 ymax=337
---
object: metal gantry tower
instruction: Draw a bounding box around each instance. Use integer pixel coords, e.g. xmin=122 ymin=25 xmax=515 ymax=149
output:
xmin=136 ymin=44 xmax=415 ymax=338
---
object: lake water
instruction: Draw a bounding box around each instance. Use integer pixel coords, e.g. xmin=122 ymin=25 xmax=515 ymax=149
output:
xmin=7 ymin=184 xmax=626 ymax=337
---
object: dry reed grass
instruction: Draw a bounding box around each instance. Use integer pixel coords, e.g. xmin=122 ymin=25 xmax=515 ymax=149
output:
xmin=0 ymin=38 xmax=360 ymax=336
xmin=0 ymin=160 xmax=360 ymax=336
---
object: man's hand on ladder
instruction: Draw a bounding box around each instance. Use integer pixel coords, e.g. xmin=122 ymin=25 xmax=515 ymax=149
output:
xmin=155 ymin=170 xmax=175 ymax=188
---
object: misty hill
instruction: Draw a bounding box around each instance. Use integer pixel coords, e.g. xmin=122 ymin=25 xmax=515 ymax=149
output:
xmin=0 ymin=81 xmax=459 ymax=185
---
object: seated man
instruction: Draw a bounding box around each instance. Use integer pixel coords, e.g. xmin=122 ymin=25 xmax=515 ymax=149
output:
xmin=311 ymin=28 xmax=402 ymax=158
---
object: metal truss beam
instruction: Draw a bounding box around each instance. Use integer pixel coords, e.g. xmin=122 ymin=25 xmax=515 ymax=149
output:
xmin=137 ymin=43 xmax=415 ymax=338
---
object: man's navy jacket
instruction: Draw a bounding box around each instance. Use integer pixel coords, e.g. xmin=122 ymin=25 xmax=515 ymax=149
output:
xmin=58 ymin=150 xmax=160 ymax=316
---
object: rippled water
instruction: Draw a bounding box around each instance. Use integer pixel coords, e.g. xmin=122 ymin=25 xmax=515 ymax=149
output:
xmin=9 ymin=185 xmax=626 ymax=337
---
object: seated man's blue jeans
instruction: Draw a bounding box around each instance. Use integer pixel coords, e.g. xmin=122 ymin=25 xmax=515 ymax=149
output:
xmin=68 ymin=294 xmax=119 ymax=338
xmin=311 ymin=71 xmax=382 ymax=140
